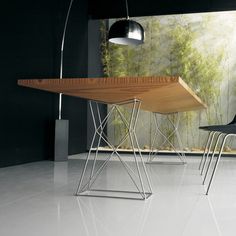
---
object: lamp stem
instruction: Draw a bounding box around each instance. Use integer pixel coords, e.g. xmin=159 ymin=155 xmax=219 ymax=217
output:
xmin=59 ymin=0 xmax=75 ymax=120
xmin=125 ymin=0 xmax=129 ymax=19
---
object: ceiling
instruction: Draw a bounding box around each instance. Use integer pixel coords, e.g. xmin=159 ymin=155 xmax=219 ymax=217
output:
xmin=88 ymin=0 xmax=236 ymax=19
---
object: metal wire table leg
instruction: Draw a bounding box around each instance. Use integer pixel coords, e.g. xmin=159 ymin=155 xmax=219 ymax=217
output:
xmin=75 ymin=99 xmax=152 ymax=200
xmin=147 ymin=112 xmax=186 ymax=164
xmin=116 ymin=103 xmax=153 ymax=195
xmin=75 ymin=101 xmax=115 ymax=195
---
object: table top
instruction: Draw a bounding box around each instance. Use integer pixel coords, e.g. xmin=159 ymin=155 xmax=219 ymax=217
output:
xmin=18 ymin=76 xmax=206 ymax=113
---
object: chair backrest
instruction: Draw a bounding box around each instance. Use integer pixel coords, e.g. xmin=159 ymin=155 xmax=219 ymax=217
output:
xmin=228 ymin=114 xmax=236 ymax=125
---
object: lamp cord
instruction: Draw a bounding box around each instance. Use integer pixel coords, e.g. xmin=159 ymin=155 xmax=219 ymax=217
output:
xmin=125 ymin=0 xmax=129 ymax=19
xmin=59 ymin=0 xmax=75 ymax=120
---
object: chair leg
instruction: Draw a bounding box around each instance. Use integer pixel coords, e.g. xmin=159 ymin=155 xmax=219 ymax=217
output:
xmin=200 ymin=132 xmax=217 ymax=175
xmin=199 ymin=131 xmax=214 ymax=170
xmin=206 ymin=133 xmax=232 ymax=195
xmin=202 ymin=133 xmax=225 ymax=185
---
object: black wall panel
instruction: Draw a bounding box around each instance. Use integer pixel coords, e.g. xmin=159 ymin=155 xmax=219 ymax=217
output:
xmin=59 ymin=0 xmax=89 ymax=155
xmin=87 ymin=20 xmax=107 ymax=149
xmin=0 ymin=0 xmax=88 ymax=167
xmin=89 ymin=0 xmax=236 ymax=19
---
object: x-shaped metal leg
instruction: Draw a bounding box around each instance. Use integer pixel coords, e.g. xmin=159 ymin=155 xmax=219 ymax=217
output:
xmin=147 ymin=112 xmax=186 ymax=164
xmin=75 ymin=99 xmax=152 ymax=200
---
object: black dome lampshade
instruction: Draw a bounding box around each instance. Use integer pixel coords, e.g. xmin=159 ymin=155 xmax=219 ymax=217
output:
xmin=108 ymin=0 xmax=145 ymax=46
xmin=108 ymin=19 xmax=145 ymax=45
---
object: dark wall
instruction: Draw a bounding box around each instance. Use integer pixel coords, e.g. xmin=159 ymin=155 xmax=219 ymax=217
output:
xmin=87 ymin=20 xmax=107 ymax=149
xmin=89 ymin=0 xmax=236 ymax=19
xmin=0 ymin=0 xmax=88 ymax=167
xmin=59 ymin=0 xmax=88 ymax=154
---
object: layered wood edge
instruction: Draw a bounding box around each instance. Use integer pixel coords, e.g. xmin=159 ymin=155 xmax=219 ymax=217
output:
xmin=18 ymin=76 xmax=207 ymax=113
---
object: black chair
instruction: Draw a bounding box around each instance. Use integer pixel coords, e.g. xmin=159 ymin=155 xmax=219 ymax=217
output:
xmin=199 ymin=115 xmax=236 ymax=195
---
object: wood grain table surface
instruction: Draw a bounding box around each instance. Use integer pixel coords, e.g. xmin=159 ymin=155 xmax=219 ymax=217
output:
xmin=18 ymin=76 xmax=206 ymax=114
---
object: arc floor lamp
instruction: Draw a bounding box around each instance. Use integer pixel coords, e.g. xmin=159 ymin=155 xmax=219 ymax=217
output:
xmin=56 ymin=0 xmax=145 ymax=161
xmin=54 ymin=0 xmax=74 ymax=161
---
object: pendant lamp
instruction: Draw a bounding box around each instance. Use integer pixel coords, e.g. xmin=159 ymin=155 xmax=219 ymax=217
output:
xmin=108 ymin=0 xmax=144 ymax=45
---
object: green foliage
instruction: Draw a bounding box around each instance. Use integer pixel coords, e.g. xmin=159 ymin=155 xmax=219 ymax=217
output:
xmin=100 ymin=15 xmax=224 ymax=149
xmin=110 ymin=106 xmax=130 ymax=147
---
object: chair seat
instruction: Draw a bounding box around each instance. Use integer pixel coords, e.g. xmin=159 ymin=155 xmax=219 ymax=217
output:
xmin=199 ymin=114 xmax=236 ymax=195
xmin=199 ymin=124 xmax=236 ymax=134
xmin=199 ymin=115 xmax=236 ymax=133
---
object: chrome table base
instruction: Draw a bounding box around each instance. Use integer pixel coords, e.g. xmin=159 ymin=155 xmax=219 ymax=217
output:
xmin=75 ymin=99 xmax=152 ymax=200
xmin=147 ymin=112 xmax=186 ymax=164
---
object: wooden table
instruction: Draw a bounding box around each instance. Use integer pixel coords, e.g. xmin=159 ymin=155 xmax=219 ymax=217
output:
xmin=18 ymin=76 xmax=206 ymax=113
xmin=18 ymin=76 xmax=206 ymax=200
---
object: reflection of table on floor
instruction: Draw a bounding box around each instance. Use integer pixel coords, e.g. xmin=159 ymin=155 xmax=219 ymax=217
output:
xmin=18 ymin=76 xmax=206 ymax=199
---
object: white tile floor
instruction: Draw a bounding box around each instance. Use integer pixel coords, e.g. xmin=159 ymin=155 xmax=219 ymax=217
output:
xmin=1 ymin=154 xmax=236 ymax=236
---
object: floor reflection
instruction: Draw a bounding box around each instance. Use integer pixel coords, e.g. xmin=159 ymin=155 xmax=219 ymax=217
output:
xmin=76 ymin=196 xmax=152 ymax=236
xmin=53 ymin=162 xmax=68 ymax=186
